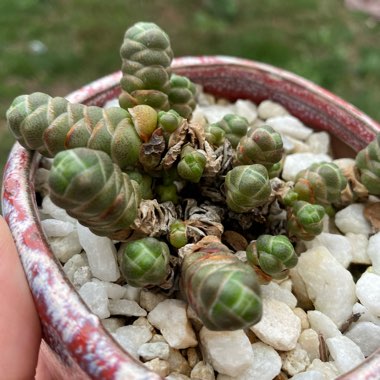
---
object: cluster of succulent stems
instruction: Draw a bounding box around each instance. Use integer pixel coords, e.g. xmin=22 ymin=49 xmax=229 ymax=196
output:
xmin=6 ymin=21 xmax=380 ymax=332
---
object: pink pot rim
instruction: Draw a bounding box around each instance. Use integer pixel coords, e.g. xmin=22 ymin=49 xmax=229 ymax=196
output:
xmin=2 ymin=55 xmax=380 ymax=380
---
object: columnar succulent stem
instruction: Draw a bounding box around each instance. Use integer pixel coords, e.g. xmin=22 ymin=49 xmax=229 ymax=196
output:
xmin=48 ymin=148 xmax=141 ymax=238
xmin=6 ymin=92 xmax=158 ymax=170
xmin=181 ymin=239 xmax=262 ymax=331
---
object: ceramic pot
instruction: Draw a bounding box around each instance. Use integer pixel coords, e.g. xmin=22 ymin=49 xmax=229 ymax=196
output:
xmin=2 ymin=56 xmax=380 ymax=380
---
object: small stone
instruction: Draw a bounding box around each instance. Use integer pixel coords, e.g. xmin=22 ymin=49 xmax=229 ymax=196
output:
xmin=138 ymin=342 xmax=170 ymax=361
xmin=304 ymin=232 xmax=352 ymax=268
xmin=101 ymin=317 xmax=126 ymax=333
xmin=150 ymin=334 xmax=167 ymax=343
xmin=298 ymin=329 xmax=320 ymax=362
xmin=266 ymin=115 xmax=313 ymax=140
xmin=41 ymin=195 xmax=77 ymax=223
xmin=166 ymin=374 xmax=190 ymax=380
xmin=334 ymin=204 xmax=372 ymax=235
xmin=77 ymin=222 xmax=120 ymax=282
xmin=352 ymin=302 xmax=380 ymax=326
xmin=233 ymin=99 xmax=257 ymax=123
xmin=356 ymin=271 xmax=380 ymax=317
xmin=281 ymin=345 xmax=311 ymax=376
xmin=144 ymin=358 xmax=170 ymax=378
xmin=148 ymin=300 xmax=197 ymax=349
xmin=123 ymin=284 xmax=141 ymax=302
xmin=216 ymin=342 xmax=282 ymax=380
xmin=197 ymin=104 xmax=235 ymax=124
xmin=367 ymin=232 xmax=380 ymax=274
xmin=289 ymin=267 xmax=314 ymax=310
xmin=186 ymin=305 xmax=204 ymax=332
xmin=140 ymin=289 xmax=168 ymax=311
xmin=286 ymin=136 xmax=311 ymax=153
xmin=326 ymin=335 xmax=364 ymax=374
xmin=290 ymin=370 xmax=324 ymax=380
xmin=307 ymin=310 xmax=341 ymax=339
xmin=186 ymin=347 xmax=200 ymax=368
xmin=250 ymin=298 xmax=301 ymax=351
xmin=133 ymin=316 xmax=154 ymax=331
xmin=297 ymin=246 xmax=357 ymax=327
xmin=306 ymin=132 xmax=330 ymax=155
xmin=346 ymin=233 xmax=370 ymax=265
xmin=72 ymin=266 xmax=92 ymax=288
xmin=282 ymin=153 xmax=332 ymax=181
xmin=190 ymin=361 xmax=215 ymax=380
xmin=78 ymin=282 xmax=110 ymax=319
xmin=293 ymin=308 xmax=310 ymax=330
xmin=257 ymin=100 xmax=289 ymax=119
xmin=50 ymin=231 xmax=82 ymax=263
xmin=114 ymin=325 xmax=153 ymax=358
xmin=63 ymin=253 xmax=87 ymax=281
xmin=260 ymin=281 xmax=298 ymax=309
xmin=91 ymin=279 xmax=126 ymax=299
xmin=307 ymin=359 xmax=339 ymax=380
xmin=41 ymin=219 xmax=74 ymax=237
xmin=345 ymin=321 xmax=380 ymax=357
xmin=199 ymin=327 xmax=253 ymax=377
xmin=109 ymin=299 xmax=147 ymax=317
xmin=167 ymin=348 xmax=192 ymax=376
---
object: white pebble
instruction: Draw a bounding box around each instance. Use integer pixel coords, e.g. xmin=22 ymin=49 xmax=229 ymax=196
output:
xmin=109 ymin=299 xmax=147 ymax=317
xmin=281 ymin=345 xmax=310 ymax=376
xmin=345 ymin=321 xmax=380 ymax=357
xmin=166 ymin=374 xmax=190 ymax=380
xmin=140 ymin=289 xmax=168 ymax=312
xmin=123 ymin=284 xmax=141 ymax=302
xmin=352 ymin=302 xmax=380 ymax=326
xmin=306 ymin=132 xmax=330 ymax=155
xmin=77 ymin=222 xmax=120 ymax=282
xmin=101 ymin=317 xmax=126 ymax=333
xmin=260 ymin=281 xmax=298 ymax=309
xmin=265 ymin=115 xmax=313 ymax=140
xmin=113 ymin=325 xmax=153 ymax=358
xmin=293 ymin=308 xmax=310 ymax=330
xmin=297 ymin=246 xmax=357 ymax=327
xmin=216 ymin=342 xmax=281 ymax=380
xmin=144 ymin=358 xmax=170 ymax=377
xmin=298 ymin=329 xmax=320 ymax=361
xmin=199 ymin=328 xmax=253 ymax=377
xmin=250 ymin=298 xmax=301 ymax=351
xmin=148 ymin=300 xmax=197 ymax=349
xmin=346 ymin=233 xmax=370 ymax=264
xmin=307 ymin=359 xmax=339 ymax=380
xmin=290 ymin=371 xmax=324 ymax=380
xmin=78 ymin=282 xmax=110 ymax=319
xmin=304 ymin=232 xmax=352 ymax=268
xmin=233 ymin=99 xmax=257 ymax=123
xmin=190 ymin=361 xmax=215 ymax=380
xmin=334 ymin=204 xmax=372 ymax=235
xmin=41 ymin=195 xmax=77 ymax=223
xmin=196 ymin=104 xmax=235 ymax=124
xmin=307 ymin=310 xmax=341 ymax=339
xmin=41 ymin=219 xmax=74 ymax=237
xmin=326 ymin=335 xmax=364 ymax=374
xmin=72 ymin=266 xmax=92 ymax=288
xmin=49 ymin=231 xmax=82 ymax=263
xmin=282 ymin=153 xmax=332 ymax=181
xmin=63 ymin=253 xmax=87 ymax=281
xmin=356 ymin=271 xmax=380 ymax=317
xmin=285 ymin=136 xmax=311 ymax=153
xmin=367 ymin=232 xmax=380 ymax=274
xmin=92 ymin=279 xmax=127 ymax=299
xmin=257 ymin=99 xmax=289 ymax=119
xmin=138 ymin=342 xmax=170 ymax=361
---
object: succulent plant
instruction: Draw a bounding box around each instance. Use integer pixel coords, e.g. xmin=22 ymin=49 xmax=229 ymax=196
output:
xmin=224 ymin=164 xmax=271 ymax=212
xmin=293 ymin=162 xmax=347 ymax=206
xmin=355 ymin=134 xmax=380 ymax=195
xmin=120 ymin=237 xmax=171 ymax=287
xmin=119 ymin=22 xmax=173 ymax=111
xmin=287 ymin=201 xmax=325 ymax=241
xmin=169 ymin=219 xmax=188 ymax=248
xmin=126 ymin=170 xmax=153 ymax=200
xmin=204 ymin=124 xmax=226 ymax=146
xmin=236 ymin=125 xmax=284 ymax=169
xmin=168 ymin=74 xmax=197 ymax=119
xmin=158 ymin=109 xmax=184 ymax=133
xmin=177 ymin=145 xmax=207 ymax=183
xmin=6 ymin=92 xmax=160 ymax=170
xmin=48 ymin=147 xmax=141 ymax=238
xmin=181 ymin=240 xmax=262 ymax=331
xmin=246 ymin=234 xmax=297 ymax=279
xmin=210 ymin=114 xmax=249 ymax=148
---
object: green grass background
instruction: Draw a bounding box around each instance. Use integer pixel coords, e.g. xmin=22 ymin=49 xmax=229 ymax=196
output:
xmin=1 ymin=0 xmax=380 ymax=205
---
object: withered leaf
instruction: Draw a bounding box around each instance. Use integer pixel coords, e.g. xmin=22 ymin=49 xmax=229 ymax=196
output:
xmin=364 ymin=202 xmax=380 ymax=232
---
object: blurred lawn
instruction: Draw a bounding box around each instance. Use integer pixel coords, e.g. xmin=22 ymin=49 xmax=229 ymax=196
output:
xmin=1 ymin=0 xmax=380 ymax=208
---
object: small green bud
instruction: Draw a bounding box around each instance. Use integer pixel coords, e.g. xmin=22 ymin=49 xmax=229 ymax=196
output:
xmin=126 ymin=171 xmax=153 ymax=200
xmin=236 ymin=125 xmax=284 ymax=168
xmin=211 ymin=114 xmax=249 ymax=148
xmin=120 ymin=237 xmax=171 ymax=288
xmin=177 ymin=145 xmax=207 ymax=183
xmin=246 ymin=235 xmax=297 ymax=279
xmin=169 ymin=220 xmax=188 ymax=248
xmin=204 ymin=124 xmax=225 ymax=146
xmin=287 ymin=201 xmax=325 ymax=241
xmin=355 ymin=134 xmax=380 ymax=195
xmin=225 ymin=164 xmax=271 ymax=212
xmin=168 ymin=74 xmax=197 ymax=119
xmin=156 ymin=183 xmax=179 ymax=204
xmin=157 ymin=109 xmax=183 ymax=133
